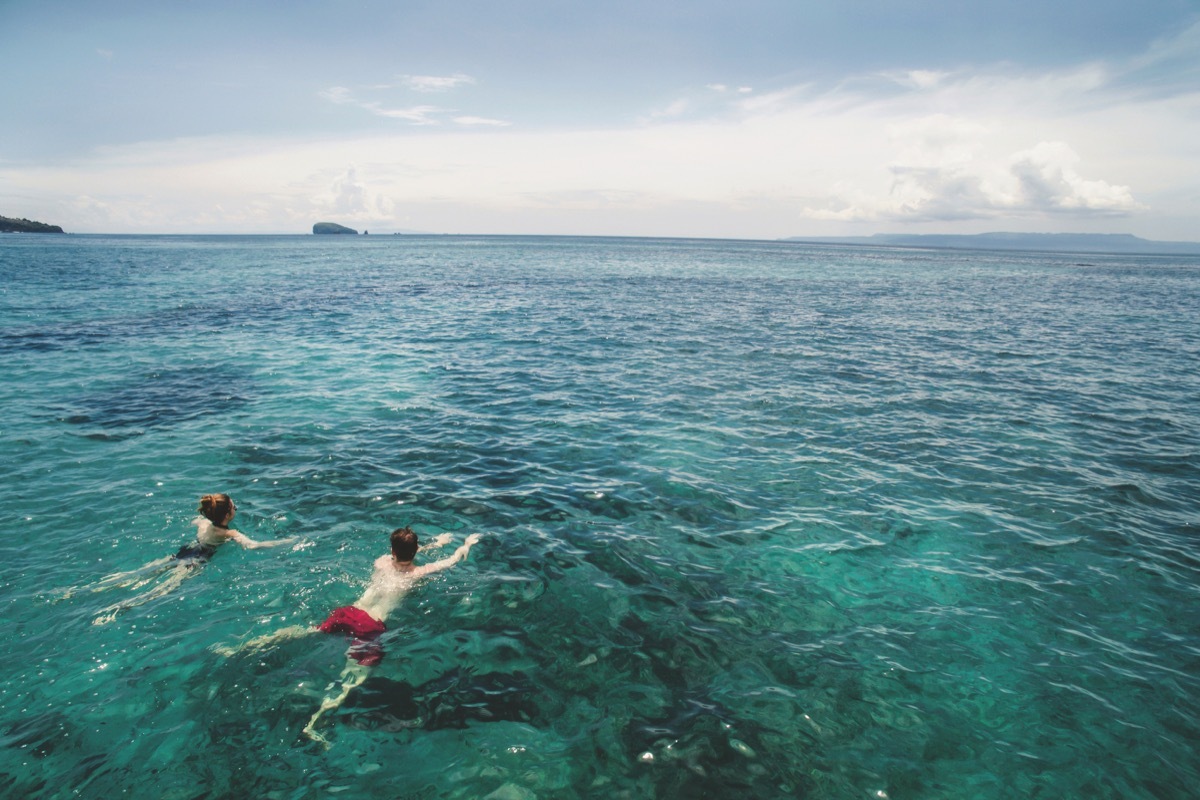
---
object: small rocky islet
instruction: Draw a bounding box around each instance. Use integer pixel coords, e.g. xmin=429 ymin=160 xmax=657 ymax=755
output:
xmin=312 ymin=222 xmax=360 ymax=235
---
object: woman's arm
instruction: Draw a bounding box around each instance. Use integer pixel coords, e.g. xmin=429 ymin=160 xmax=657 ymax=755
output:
xmin=225 ymin=530 xmax=298 ymax=550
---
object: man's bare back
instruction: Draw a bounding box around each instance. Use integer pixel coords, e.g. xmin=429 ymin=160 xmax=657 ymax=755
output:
xmin=353 ymin=533 xmax=481 ymax=622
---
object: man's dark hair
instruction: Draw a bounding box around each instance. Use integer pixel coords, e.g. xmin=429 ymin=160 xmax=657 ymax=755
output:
xmin=390 ymin=526 xmax=419 ymax=561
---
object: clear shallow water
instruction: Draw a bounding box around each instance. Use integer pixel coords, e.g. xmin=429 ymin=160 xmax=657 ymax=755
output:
xmin=1 ymin=234 xmax=1198 ymax=798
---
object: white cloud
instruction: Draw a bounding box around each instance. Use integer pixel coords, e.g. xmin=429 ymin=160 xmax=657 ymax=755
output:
xmin=736 ymin=86 xmax=805 ymax=114
xmin=1009 ymin=142 xmax=1138 ymax=213
xmin=1136 ymin=19 xmax=1200 ymax=72
xmin=321 ymin=75 xmax=489 ymax=124
xmin=319 ymin=86 xmax=354 ymax=104
xmin=401 ymin=73 xmax=475 ymax=92
xmin=886 ymin=114 xmax=989 ymax=167
xmin=643 ymin=85 xmax=753 ymax=123
xmin=330 ymin=167 xmax=366 ymax=213
xmin=320 ymin=87 xmax=446 ymax=124
xmin=707 ymin=84 xmax=753 ymax=95
xmin=884 ymin=69 xmax=949 ymax=90
xmin=453 ymin=116 xmax=511 ymax=127
xmin=365 ymin=103 xmax=445 ymax=124
xmin=649 ymin=98 xmax=691 ymax=119
xmin=805 ymin=126 xmax=1140 ymax=223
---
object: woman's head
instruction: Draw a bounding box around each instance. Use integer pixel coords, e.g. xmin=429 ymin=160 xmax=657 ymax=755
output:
xmin=198 ymin=493 xmax=235 ymax=526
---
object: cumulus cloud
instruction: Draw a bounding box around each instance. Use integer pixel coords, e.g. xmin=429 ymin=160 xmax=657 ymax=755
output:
xmin=331 ymin=167 xmax=367 ymax=214
xmin=807 ymin=138 xmax=1138 ymax=223
xmin=1009 ymin=142 xmax=1138 ymax=213
xmin=786 ymin=45 xmax=1162 ymax=226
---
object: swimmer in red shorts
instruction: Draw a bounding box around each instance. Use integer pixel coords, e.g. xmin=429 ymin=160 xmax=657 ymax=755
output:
xmin=218 ymin=525 xmax=482 ymax=744
xmin=316 ymin=606 xmax=388 ymax=666
xmin=315 ymin=527 xmax=480 ymax=664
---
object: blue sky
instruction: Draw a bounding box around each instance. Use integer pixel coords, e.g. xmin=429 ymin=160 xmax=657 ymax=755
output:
xmin=2 ymin=0 xmax=1198 ymax=238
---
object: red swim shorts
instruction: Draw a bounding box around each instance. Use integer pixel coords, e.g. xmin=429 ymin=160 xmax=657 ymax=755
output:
xmin=318 ymin=606 xmax=387 ymax=666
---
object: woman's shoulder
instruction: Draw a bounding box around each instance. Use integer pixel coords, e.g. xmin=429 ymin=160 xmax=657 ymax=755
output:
xmin=194 ymin=518 xmax=234 ymax=545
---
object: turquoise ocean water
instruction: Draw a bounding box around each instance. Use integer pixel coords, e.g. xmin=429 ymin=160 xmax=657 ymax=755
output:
xmin=1 ymin=234 xmax=1198 ymax=798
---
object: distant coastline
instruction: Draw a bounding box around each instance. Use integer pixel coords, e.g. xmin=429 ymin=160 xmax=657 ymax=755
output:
xmin=783 ymin=232 xmax=1200 ymax=256
xmin=1 ymin=215 xmax=64 ymax=234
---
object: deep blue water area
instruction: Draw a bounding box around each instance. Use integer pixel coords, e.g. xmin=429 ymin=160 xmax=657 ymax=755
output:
xmin=1 ymin=234 xmax=1198 ymax=798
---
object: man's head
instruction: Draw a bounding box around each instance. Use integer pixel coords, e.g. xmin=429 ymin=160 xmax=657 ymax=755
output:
xmin=390 ymin=526 xmax=419 ymax=562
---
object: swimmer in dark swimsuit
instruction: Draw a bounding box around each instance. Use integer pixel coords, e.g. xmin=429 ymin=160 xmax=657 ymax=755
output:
xmin=216 ymin=525 xmax=481 ymax=745
xmin=88 ymin=493 xmax=297 ymax=625
xmin=172 ymin=542 xmax=219 ymax=565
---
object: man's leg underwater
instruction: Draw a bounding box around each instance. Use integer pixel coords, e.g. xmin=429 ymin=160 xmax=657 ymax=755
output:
xmin=303 ymin=661 xmax=371 ymax=746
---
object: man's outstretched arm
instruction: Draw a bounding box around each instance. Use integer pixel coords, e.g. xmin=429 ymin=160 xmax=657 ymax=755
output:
xmin=412 ymin=533 xmax=482 ymax=578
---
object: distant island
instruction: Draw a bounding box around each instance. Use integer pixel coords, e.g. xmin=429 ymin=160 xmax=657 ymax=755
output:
xmin=1 ymin=215 xmax=64 ymax=233
xmin=784 ymin=232 xmax=1200 ymax=256
xmin=313 ymin=222 xmax=358 ymax=235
